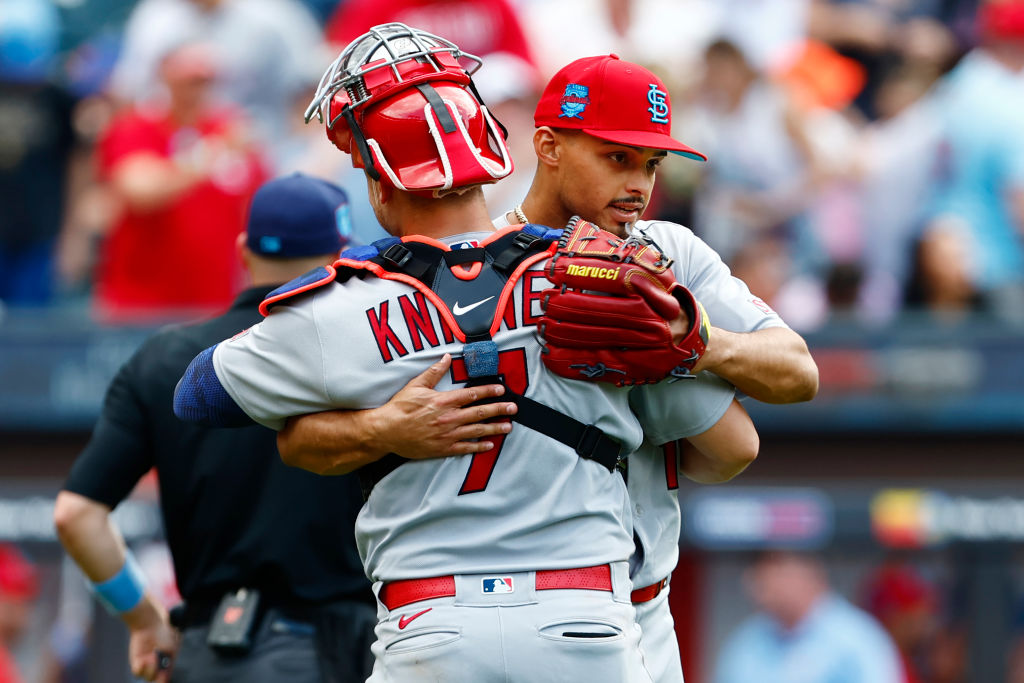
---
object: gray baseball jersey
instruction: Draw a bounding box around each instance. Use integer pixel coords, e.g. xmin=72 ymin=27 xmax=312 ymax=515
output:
xmin=628 ymin=220 xmax=787 ymax=683
xmin=211 ymin=229 xmax=648 ymax=584
xmin=627 ymin=218 xmax=787 ymax=589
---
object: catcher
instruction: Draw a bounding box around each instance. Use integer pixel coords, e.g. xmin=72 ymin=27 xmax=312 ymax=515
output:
xmin=279 ymin=54 xmax=817 ymax=683
xmin=174 ymin=24 xmax=759 ymax=682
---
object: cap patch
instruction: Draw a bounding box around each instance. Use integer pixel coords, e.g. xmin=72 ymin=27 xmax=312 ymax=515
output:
xmin=559 ymin=83 xmax=590 ymax=120
xmin=259 ymin=235 xmax=282 ymax=253
xmin=647 ymin=84 xmax=669 ymax=124
xmin=335 ymin=203 xmax=352 ymax=238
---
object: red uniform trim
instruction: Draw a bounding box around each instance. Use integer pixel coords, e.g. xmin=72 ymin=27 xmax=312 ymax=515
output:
xmin=336 ymin=258 xmax=469 ymax=343
xmin=535 ymin=564 xmax=612 ymax=591
xmin=379 ymin=576 xmax=456 ymax=611
xmin=488 ymin=248 xmax=556 ymax=338
xmin=379 ymin=564 xmax=612 ymax=610
xmin=630 ymin=577 xmax=668 ymax=604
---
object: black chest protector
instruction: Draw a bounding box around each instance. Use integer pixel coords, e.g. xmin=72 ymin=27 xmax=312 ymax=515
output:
xmin=264 ymin=225 xmax=625 ymax=498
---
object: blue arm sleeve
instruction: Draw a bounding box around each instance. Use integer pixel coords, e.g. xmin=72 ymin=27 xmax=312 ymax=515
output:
xmin=173 ymin=345 xmax=254 ymax=427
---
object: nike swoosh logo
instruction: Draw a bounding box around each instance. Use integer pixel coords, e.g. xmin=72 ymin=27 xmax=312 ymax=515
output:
xmin=452 ymin=296 xmax=495 ymax=316
xmin=398 ymin=608 xmax=432 ymax=629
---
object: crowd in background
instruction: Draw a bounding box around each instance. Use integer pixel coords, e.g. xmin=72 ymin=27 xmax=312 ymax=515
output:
xmin=2 ymin=1 xmax=1024 ymax=682
xmin=1 ymin=0 xmax=1023 ymax=329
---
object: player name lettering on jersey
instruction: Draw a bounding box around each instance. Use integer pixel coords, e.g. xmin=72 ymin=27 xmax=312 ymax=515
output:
xmin=565 ymin=264 xmax=618 ymax=280
xmin=364 ymin=271 xmax=549 ymax=363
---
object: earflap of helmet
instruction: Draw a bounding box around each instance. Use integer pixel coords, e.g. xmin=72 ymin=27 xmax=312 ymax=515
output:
xmin=326 ymin=90 xmax=353 ymax=154
xmin=360 ymin=82 xmax=513 ymax=197
xmin=327 ymin=89 xmax=383 ymax=181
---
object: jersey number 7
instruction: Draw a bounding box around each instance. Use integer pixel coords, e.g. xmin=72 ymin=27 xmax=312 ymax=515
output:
xmin=450 ymin=348 xmax=529 ymax=495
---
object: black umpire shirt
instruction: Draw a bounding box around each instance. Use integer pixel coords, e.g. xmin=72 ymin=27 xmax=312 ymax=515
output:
xmin=63 ymin=286 xmax=371 ymax=608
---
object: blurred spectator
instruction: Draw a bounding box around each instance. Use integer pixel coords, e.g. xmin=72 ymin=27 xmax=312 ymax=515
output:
xmin=730 ymin=236 xmax=830 ymax=331
xmin=519 ymin=0 xmax=718 ymax=80
xmin=862 ymin=561 xmax=938 ymax=683
xmin=919 ymin=0 xmax=1024 ymax=322
xmin=713 ymin=550 xmax=903 ymax=683
xmin=0 ymin=544 xmax=38 ymax=683
xmin=705 ymin=0 xmax=813 ymax=71
xmin=478 ymin=53 xmax=543 ymax=219
xmin=0 ymin=0 xmax=78 ymax=308
xmin=808 ymin=0 xmax=964 ymax=120
xmin=109 ymin=0 xmax=327 ymax=151
xmin=1008 ymin=597 xmax=1024 ymax=683
xmin=54 ymin=37 xmax=126 ymax=297
xmin=55 ymin=0 xmax=136 ymax=55
xmin=297 ymin=0 xmax=343 ymax=25
xmin=325 ymin=0 xmax=536 ymax=71
xmin=903 ymin=218 xmax=983 ymax=321
xmin=687 ymin=39 xmax=825 ymax=277
xmin=88 ymin=41 xmax=269 ymax=324
xmin=854 ymin=62 xmax=944 ymax=324
xmin=926 ymin=623 xmax=968 ymax=683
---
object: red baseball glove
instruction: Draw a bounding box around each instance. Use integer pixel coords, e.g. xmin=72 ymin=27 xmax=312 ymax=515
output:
xmin=539 ymin=217 xmax=710 ymax=386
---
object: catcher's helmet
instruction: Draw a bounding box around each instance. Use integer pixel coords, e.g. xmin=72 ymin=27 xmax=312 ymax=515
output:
xmin=304 ymin=23 xmax=513 ymax=197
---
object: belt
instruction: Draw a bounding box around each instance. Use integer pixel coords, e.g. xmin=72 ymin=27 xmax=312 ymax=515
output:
xmin=379 ymin=564 xmax=613 ymax=611
xmin=630 ymin=577 xmax=668 ymax=604
xmin=170 ymin=595 xmax=355 ymax=630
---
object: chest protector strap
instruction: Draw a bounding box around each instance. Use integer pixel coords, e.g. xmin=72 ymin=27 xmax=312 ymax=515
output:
xmin=324 ymin=225 xmax=625 ymax=497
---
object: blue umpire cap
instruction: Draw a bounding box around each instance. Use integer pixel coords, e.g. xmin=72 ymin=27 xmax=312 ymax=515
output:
xmin=246 ymin=173 xmax=351 ymax=258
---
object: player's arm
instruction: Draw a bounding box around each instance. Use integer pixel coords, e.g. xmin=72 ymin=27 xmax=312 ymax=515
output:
xmin=631 ymin=372 xmax=759 ymax=484
xmin=681 ymin=398 xmax=759 ymax=483
xmin=55 ymin=351 xmax=177 ymax=680
xmin=53 ymin=493 xmax=177 ymax=682
xmin=109 ymin=152 xmax=207 ymax=212
xmin=678 ymin=230 xmax=819 ymax=404
xmin=174 ymin=296 xmax=336 ymax=430
xmin=278 ymin=355 xmax=517 ymax=475
xmin=694 ymin=325 xmax=818 ymax=404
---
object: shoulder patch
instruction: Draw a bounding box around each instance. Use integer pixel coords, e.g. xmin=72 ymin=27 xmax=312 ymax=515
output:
xmin=259 ymin=265 xmax=337 ymax=316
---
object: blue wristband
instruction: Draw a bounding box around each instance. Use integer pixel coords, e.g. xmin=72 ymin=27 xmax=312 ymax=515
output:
xmin=91 ymin=551 xmax=147 ymax=614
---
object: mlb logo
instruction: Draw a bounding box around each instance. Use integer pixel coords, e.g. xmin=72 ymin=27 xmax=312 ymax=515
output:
xmin=450 ymin=240 xmax=481 ymax=250
xmin=482 ymin=577 xmax=514 ymax=594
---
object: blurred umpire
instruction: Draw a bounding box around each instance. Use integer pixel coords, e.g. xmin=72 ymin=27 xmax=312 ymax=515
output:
xmin=53 ymin=173 xmax=376 ymax=683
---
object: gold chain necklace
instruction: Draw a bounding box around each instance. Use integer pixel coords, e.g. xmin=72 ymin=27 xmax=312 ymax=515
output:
xmin=513 ymin=204 xmax=529 ymax=224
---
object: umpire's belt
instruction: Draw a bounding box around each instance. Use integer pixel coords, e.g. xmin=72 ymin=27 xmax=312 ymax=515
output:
xmin=379 ymin=564 xmax=613 ymax=610
xmin=630 ymin=577 xmax=668 ymax=604
xmin=171 ymin=597 xmax=325 ymax=630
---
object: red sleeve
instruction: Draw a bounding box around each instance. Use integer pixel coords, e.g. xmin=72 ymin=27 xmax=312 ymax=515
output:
xmin=96 ymin=111 xmax=165 ymax=179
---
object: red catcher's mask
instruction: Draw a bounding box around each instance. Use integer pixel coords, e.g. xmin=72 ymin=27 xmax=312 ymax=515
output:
xmin=305 ymin=23 xmax=513 ymax=197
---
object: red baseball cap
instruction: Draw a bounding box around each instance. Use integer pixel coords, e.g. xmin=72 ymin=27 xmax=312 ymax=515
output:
xmin=0 ymin=543 xmax=37 ymax=601
xmin=979 ymin=1 xmax=1024 ymax=41
xmin=534 ymin=54 xmax=706 ymax=161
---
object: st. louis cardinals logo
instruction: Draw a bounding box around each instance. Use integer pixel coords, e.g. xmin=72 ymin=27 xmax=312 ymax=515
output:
xmin=559 ymin=83 xmax=590 ymax=120
xmin=647 ymin=84 xmax=669 ymax=124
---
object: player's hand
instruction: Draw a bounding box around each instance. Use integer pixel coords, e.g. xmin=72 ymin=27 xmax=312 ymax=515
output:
xmin=374 ymin=354 xmax=517 ymax=459
xmin=124 ymin=599 xmax=178 ymax=682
